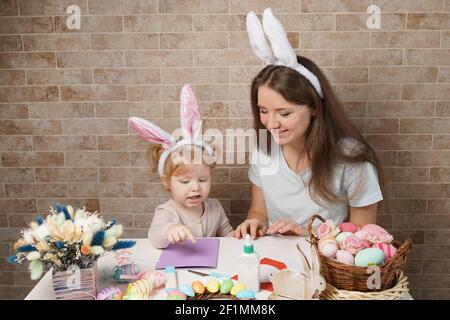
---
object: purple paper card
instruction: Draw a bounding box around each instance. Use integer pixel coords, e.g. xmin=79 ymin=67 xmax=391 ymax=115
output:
xmin=155 ymin=238 xmax=220 ymax=269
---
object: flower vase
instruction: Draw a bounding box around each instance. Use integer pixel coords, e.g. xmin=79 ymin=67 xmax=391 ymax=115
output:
xmin=52 ymin=264 xmax=98 ymax=300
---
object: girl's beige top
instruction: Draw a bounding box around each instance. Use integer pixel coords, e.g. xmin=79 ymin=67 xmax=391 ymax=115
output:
xmin=148 ymin=198 xmax=234 ymax=248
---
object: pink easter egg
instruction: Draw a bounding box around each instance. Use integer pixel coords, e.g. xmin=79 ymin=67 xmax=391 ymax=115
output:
xmin=354 ymin=230 xmax=369 ymax=241
xmin=319 ymin=237 xmax=339 ymax=259
xmin=373 ymin=243 xmax=397 ymax=262
xmin=361 ymin=224 xmax=388 ymax=234
xmin=338 ymin=222 xmax=360 ymax=233
xmin=336 ymin=250 xmax=355 ymax=266
xmin=321 ymin=243 xmax=338 ymax=258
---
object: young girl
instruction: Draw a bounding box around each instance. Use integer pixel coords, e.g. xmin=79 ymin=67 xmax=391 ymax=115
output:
xmin=235 ymin=9 xmax=384 ymax=239
xmin=129 ymin=85 xmax=233 ymax=249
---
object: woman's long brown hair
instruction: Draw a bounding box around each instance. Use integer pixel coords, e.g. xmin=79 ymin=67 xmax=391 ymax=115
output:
xmin=250 ymin=56 xmax=385 ymax=207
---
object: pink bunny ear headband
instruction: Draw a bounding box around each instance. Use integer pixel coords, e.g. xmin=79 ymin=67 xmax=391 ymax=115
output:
xmin=246 ymin=8 xmax=323 ymax=99
xmin=129 ymin=84 xmax=215 ymax=176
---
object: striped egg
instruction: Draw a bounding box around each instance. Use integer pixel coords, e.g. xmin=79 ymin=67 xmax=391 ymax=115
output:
xmin=126 ymin=278 xmax=153 ymax=298
xmin=373 ymin=243 xmax=397 ymax=263
xmin=114 ymin=264 xmax=140 ymax=282
xmin=318 ymin=237 xmax=339 ymax=259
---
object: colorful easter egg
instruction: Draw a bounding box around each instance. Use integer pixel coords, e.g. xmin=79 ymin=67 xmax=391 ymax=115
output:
xmin=206 ymin=279 xmax=220 ymax=293
xmin=338 ymin=222 xmax=359 ymax=233
xmin=336 ymin=232 xmax=353 ymax=243
xmin=114 ymin=264 xmax=140 ymax=282
xmin=127 ymin=278 xmax=153 ymax=298
xmin=220 ymin=279 xmax=234 ymax=294
xmin=179 ymin=284 xmax=195 ymax=297
xmin=167 ymin=290 xmax=187 ymax=300
xmin=355 ymin=248 xmax=385 ymax=267
xmin=336 ymin=250 xmax=355 ymax=266
xmin=236 ymin=289 xmax=255 ymax=299
xmin=230 ymin=282 xmax=246 ymax=296
xmin=192 ymin=281 xmax=205 ymax=294
xmin=318 ymin=237 xmax=339 ymax=259
xmin=373 ymin=243 xmax=397 ymax=263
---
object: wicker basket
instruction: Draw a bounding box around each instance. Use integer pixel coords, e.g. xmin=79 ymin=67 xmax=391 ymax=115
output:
xmin=308 ymin=215 xmax=413 ymax=292
xmin=52 ymin=264 xmax=98 ymax=300
xmin=321 ymin=270 xmax=409 ymax=300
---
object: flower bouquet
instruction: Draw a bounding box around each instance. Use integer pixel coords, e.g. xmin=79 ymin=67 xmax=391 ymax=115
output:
xmin=7 ymin=203 xmax=136 ymax=299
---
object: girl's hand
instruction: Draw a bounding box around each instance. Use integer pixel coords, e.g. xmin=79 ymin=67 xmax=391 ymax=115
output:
xmin=267 ymin=219 xmax=308 ymax=236
xmin=166 ymin=224 xmax=196 ymax=244
xmin=233 ymin=218 xmax=268 ymax=240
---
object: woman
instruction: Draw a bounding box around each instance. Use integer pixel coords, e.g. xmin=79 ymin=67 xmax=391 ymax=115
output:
xmin=235 ymin=57 xmax=383 ymax=238
xmin=234 ymin=9 xmax=384 ymax=239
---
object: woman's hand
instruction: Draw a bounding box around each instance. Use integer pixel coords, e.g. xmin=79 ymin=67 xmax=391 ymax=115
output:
xmin=233 ymin=218 xmax=268 ymax=240
xmin=166 ymin=224 xmax=196 ymax=244
xmin=267 ymin=219 xmax=308 ymax=236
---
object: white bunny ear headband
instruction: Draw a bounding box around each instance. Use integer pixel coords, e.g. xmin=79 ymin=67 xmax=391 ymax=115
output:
xmin=129 ymin=84 xmax=214 ymax=176
xmin=247 ymin=8 xmax=324 ymax=99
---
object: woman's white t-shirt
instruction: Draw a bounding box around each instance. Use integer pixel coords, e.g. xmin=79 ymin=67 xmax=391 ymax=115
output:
xmin=248 ymin=139 xmax=383 ymax=227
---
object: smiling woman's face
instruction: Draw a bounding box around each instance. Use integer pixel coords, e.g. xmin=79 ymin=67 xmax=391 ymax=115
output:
xmin=257 ymin=85 xmax=314 ymax=148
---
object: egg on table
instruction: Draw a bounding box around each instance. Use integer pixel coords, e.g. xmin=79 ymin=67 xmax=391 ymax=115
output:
xmin=206 ymin=279 xmax=220 ymax=293
xmin=220 ymin=279 xmax=234 ymax=294
xmin=230 ymin=282 xmax=246 ymax=296
xmin=192 ymin=281 xmax=205 ymax=294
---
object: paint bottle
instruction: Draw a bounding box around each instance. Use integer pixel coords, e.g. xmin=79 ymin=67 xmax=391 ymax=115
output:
xmin=237 ymin=234 xmax=260 ymax=292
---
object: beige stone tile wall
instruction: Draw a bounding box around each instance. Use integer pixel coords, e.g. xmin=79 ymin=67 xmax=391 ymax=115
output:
xmin=0 ymin=0 xmax=449 ymax=299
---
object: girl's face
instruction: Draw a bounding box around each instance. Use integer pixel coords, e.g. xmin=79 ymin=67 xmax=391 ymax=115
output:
xmin=165 ymin=164 xmax=211 ymax=209
xmin=257 ymin=85 xmax=315 ymax=148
